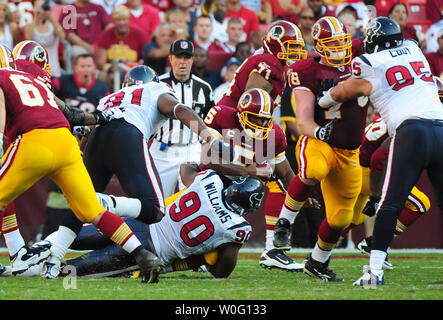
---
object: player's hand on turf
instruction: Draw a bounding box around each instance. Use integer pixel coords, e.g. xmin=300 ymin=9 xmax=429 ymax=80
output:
xmin=314 ymin=118 xmax=337 ymax=142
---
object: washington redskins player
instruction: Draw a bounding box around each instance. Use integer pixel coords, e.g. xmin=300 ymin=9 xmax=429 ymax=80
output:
xmin=272 ymin=16 xmax=367 ymax=281
xmin=202 ymin=88 xmax=307 ymax=272
xmin=211 ymin=20 xmax=313 ymax=271
xmin=12 ymin=40 xmax=112 ymax=128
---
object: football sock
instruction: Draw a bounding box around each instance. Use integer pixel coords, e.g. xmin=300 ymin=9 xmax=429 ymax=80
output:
xmin=113 ymin=196 xmax=142 ymax=219
xmin=265 ymin=229 xmax=274 ymax=251
xmin=2 ymin=203 xmax=25 ymax=256
xmin=282 ymin=176 xmax=313 ymax=221
xmin=50 ymin=225 xmax=77 ymax=261
xmin=394 ymin=207 xmax=421 ymax=235
xmin=369 ymin=249 xmax=387 ymax=274
xmin=97 ymin=210 xmax=141 ymax=253
xmin=312 ymin=219 xmax=341 ymax=263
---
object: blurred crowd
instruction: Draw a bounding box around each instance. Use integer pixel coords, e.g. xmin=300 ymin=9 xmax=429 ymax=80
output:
xmin=0 ymin=0 xmax=441 ymax=95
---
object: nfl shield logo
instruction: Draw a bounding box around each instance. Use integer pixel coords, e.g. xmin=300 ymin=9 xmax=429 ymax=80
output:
xmin=180 ymin=41 xmax=188 ymax=49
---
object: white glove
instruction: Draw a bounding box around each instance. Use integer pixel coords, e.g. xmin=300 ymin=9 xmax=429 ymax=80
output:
xmin=318 ymin=89 xmax=339 ymax=109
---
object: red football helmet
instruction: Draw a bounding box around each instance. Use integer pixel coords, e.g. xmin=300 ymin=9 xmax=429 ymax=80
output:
xmin=312 ymin=16 xmax=352 ymax=66
xmin=237 ymin=88 xmax=275 ymax=140
xmin=0 ymin=45 xmax=16 ymax=69
xmin=262 ymin=20 xmax=307 ymax=66
xmin=12 ymin=40 xmax=51 ymax=77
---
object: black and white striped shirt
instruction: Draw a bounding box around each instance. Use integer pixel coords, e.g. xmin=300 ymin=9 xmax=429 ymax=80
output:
xmin=155 ymin=71 xmax=215 ymax=145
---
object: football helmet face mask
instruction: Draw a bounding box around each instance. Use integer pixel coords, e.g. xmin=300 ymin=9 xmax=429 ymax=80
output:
xmin=312 ymin=16 xmax=352 ymax=66
xmin=262 ymin=20 xmax=307 ymax=66
xmin=237 ymin=88 xmax=275 ymax=140
xmin=13 ymin=40 xmax=50 ymax=77
xmin=223 ymin=176 xmax=265 ymax=216
xmin=0 ymin=45 xmax=16 ymax=70
xmin=122 ymin=65 xmax=159 ymax=88
xmin=363 ymin=17 xmax=403 ymax=54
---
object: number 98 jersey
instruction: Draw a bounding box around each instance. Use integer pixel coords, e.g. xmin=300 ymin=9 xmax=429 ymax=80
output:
xmin=149 ymin=170 xmax=252 ymax=264
xmin=351 ymin=40 xmax=443 ymax=136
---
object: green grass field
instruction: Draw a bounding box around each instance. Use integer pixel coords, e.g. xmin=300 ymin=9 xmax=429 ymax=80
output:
xmin=0 ymin=250 xmax=442 ymax=301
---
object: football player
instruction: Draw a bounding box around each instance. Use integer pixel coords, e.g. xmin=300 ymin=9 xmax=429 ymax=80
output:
xmin=340 ymin=117 xmax=431 ymax=270
xmin=200 ymin=88 xmax=318 ymax=272
xmin=272 ymin=16 xmax=367 ymax=281
xmin=39 ymin=65 xmax=227 ymax=281
xmin=0 ymin=45 xmax=164 ymax=283
xmin=40 ymin=169 xmax=265 ymax=281
xmin=318 ymin=17 xmax=443 ymax=285
xmin=213 ymin=20 xmax=312 ymax=271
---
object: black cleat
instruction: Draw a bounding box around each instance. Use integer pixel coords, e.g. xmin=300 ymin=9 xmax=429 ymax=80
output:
xmin=303 ymin=255 xmax=344 ymax=282
xmin=273 ymin=218 xmax=291 ymax=250
xmin=133 ymin=246 xmax=164 ymax=284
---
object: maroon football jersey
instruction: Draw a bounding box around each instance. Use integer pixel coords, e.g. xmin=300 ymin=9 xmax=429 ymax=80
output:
xmin=359 ymin=117 xmax=389 ymax=168
xmin=204 ymin=106 xmax=287 ymax=166
xmin=217 ymin=48 xmax=286 ymax=109
xmin=16 ymin=60 xmax=54 ymax=90
xmin=0 ymin=69 xmax=70 ymax=142
xmin=288 ymin=40 xmax=368 ymax=150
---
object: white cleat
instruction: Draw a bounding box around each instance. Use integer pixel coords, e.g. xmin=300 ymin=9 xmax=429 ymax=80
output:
xmin=259 ymin=249 xmax=304 ymax=272
xmin=96 ymin=192 xmax=117 ymax=212
xmin=353 ymin=265 xmax=384 ymax=287
xmin=41 ymin=257 xmax=62 ymax=279
xmin=10 ymin=241 xmax=51 ymax=275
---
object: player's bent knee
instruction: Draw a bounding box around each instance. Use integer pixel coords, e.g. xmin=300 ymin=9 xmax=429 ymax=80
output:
xmin=138 ymin=199 xmax=164 ymax=224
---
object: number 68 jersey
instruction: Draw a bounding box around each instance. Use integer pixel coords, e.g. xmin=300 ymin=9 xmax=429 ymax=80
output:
xmin=351 ymin=39 xmax=443 ymax=136
xmin=149 ymin=170 xmax=252 ymax=264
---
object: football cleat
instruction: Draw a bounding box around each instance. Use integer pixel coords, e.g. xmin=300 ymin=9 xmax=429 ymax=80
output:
xmin=273 ymin=218 xmax=291 ymax=250
xmin=357 ymin=236 xmax=393 ymax=270
xmin=0 ymin=263 xmax=7 ymax=276
xmin=303 ymin=255 xmax=344 ymax=282
xmin=133 ymin=247 xmax=165 ymax=284
xmin=259 ymin=249 xmax=304 ymax=272
xmin=353 ymin=265 xmax=384 ymax=287
xmin=10 ymin=241 xmax=51 ymax=275
xmin=41 ymin=257 xmax=62 ymax=279
xmin=96 ymin=192 xmax=117 ymax=212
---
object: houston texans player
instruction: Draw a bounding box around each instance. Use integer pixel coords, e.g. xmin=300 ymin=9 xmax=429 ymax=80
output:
xmin=318 ymin=17 xmax=443 ymax=286
xmin=43 ymin=169 xmax=265 ymax=281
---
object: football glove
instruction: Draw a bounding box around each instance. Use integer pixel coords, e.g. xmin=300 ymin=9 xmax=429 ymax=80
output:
xmin=314 ymin=118 xmax=337 ymax=142
xmin=91 ymin=108 xmax=123 ymax=125
xmin=72 ymin=126 xmax=91 ymax=137
xmin=362 ymin=195 xmax=381 ymax=217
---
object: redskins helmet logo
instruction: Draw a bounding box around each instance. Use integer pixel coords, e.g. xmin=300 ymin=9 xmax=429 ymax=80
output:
xmin=32 ymin=46 xmax=46 ymax=62
xmin=239 ymin=93 xmax=252 ymax=110
xmin=312 ymin=23 xmax=321 ymax=40
xmin=268 ymin=25 xmax=284 ymax=40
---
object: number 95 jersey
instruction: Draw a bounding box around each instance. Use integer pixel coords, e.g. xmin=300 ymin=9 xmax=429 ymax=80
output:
xmin=149 ymin=170 xmax=252 ymax=264
xmin=352 ymin=40 xmax=443 ymax=136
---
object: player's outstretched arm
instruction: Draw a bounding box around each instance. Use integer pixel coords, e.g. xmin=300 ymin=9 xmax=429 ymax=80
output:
xmin=318 ymin=78 xmax=372 ymax=108
xmin=56 ymin=96 xmax=114 ymax=126
xmin=207 ymin=243 xmax=242 ymax=278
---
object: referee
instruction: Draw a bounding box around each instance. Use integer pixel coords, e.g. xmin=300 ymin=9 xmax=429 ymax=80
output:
xmin=149 ymin=39 xmax=215 ymax=197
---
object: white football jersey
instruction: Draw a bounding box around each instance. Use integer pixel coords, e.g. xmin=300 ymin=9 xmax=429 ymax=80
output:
xmin=97 ymin=82 xmax=177 ymax=138
xmin=149 ymin=170 xmax=252 ymax=264
xmin=352 ymin=40 xmax=443 ymax=136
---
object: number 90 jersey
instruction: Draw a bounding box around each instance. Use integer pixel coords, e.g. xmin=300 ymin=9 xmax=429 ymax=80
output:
xmin=288 ymin=39 xmax=368 ymax=150
xmin=149 ymin=170 xmax=252 ymax=264
xmin=97 ymin=81 xmax=177 ymax=138
xmin=217 ymin=48 xmax=286 ymax=108
xmin=0 ymin=69 xmax=69 ymax=142
xmin=351 ymin=40 xmax=443 ymax=136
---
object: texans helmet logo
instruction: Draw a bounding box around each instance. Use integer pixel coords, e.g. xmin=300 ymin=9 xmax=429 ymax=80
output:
xmin=249 ymin=192 xmax=264 ymax=208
